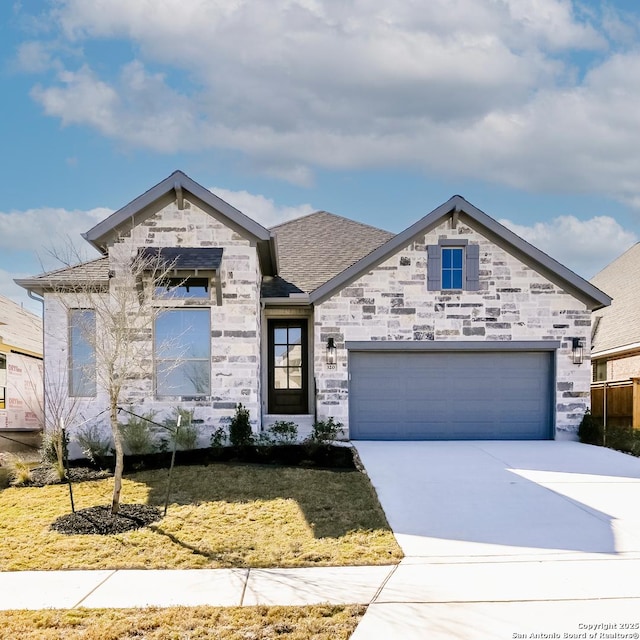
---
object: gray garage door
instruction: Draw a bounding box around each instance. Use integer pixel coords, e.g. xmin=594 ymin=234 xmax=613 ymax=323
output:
xmin=349 ymin=350 xmax=553 ymax=440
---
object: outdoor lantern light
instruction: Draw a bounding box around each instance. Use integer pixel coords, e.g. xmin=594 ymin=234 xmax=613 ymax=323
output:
xmin=571 ymin=337 xmax=584 ymax=365
xmin=326 ymin=337 xmax=337 ymax=365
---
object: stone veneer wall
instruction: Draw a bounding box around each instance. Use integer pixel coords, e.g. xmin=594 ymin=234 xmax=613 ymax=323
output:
xmin=314 ymin=219 xmax=592 ymax=438
xmin=44 ymin=197 xmax=262 ymax=456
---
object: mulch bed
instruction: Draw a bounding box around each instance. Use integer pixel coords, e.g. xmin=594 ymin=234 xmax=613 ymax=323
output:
xmin=28 ymin=466 xmax=111 ymax=487
xmin=51 ymin=504 xmax=162 ymax=535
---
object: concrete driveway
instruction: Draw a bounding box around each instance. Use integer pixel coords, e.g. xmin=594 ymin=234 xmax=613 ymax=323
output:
xmin=352 ymin=441 xmax=640 ymax=640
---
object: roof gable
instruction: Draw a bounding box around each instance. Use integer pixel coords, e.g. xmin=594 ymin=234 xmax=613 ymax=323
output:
xmin=84 ymin=170 xmax=277 ymax=276
xmin=309 ymin=195 xmax=611 ymax=311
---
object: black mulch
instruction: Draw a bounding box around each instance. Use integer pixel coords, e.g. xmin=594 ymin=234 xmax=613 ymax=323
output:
xmin=29 ymin=466 xmax=111 ymax=487
xmin=51 ymin=504 xmax=162 ymax=535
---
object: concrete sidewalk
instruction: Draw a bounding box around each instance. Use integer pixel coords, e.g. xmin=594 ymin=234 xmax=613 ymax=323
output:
xmin=0 ymin=565 xmax=395 ymax=610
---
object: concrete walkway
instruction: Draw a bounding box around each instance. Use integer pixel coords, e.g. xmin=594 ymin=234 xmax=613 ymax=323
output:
xmin=352 ymin=441 xmax=640 ymax=639
xmin=0 ymin=565 xmax=395 ymax=610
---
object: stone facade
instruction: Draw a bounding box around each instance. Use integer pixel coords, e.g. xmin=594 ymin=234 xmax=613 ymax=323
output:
xmin=44 ymin=198 xmax=262 ymax=455
xmin=314 ymin=219 xmax=592 ymax=437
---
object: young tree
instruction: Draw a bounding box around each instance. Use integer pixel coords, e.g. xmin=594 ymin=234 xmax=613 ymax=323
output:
xmin=42 ymin=245 xmax=181 ymax=514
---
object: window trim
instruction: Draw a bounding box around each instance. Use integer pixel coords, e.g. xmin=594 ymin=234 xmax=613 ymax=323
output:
xmin=68 ymin=309 xmax=97 ymax=398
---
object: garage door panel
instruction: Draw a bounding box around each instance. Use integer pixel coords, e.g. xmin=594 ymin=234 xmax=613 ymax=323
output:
xmin=349 ymin=350 xmax=553 ymax=440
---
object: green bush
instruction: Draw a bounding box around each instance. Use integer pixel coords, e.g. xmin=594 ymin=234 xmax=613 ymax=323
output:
xmin=120 ymin=412 xmax=157 ymax=455
xmin=76 ymin=423 xmax=112 ymax=464
xmin=163 ymin=407 xmax=199 ymax=451
xmin=210 ymin=426 xmax=227 ymax=448
xmin=268 ymin=420 xmax=298 ymax=445
xmin=308 ymin=417 xmax=342 ymax=444
xmin=578 ymin=410 xmax=604 ymax=445
xmin=229 ymin=403 xmax=253 ymax=446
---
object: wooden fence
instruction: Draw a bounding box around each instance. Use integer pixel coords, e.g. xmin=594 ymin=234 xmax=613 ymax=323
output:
xmin=590 ymin=378 xmax=640 ymax=429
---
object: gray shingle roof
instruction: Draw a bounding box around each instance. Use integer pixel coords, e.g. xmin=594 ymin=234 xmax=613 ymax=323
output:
xmin=14 ymin=257 xmax=110 ymax=295
xmin=268 ymin=211 xmax=394 ymax=295
xmin=591 ymin=243 xmax=640 ymax=355
xmin=138 ymin=247 xmax=223 ymax=270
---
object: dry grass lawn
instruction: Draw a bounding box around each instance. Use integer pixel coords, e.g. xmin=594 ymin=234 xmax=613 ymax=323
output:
xmin=0 ymin=605 xmax=365 ymax=640
xmin=0 ymin=463 xmax=402 ymax=570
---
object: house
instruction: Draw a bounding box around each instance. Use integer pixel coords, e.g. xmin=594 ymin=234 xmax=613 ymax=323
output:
xmin=16 ymin=171 xmax=610 ymax=451
xmin=590 ymin=243 xmax=640 ymax=382
xmin=0 ymin=294 xmax=43 ymax=438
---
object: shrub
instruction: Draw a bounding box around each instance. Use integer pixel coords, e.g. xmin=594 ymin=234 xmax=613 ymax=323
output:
xmin=4 ymin=454 xmax=33 ymax=486
xmin=120 ymin=412 xmax=158 ymax=455
xmin=76 ymin=423 xmax=112 ymax=464
xmin=40 ymin=429 xmax=69 ymax=482
xmin=308 ymin=417 xmax=342 ymax=444
xmin=268 ymin=420 xmax=298 ymax=445
xmin=163 ymin=407 xmax=199 ymax=451
xmin=210 ymin=426 xmax=227 ymax=448
xmin=229 ymin=403 xmax=253 ymax=446
xmin=577 ymin=411 xmax=603 ymax=446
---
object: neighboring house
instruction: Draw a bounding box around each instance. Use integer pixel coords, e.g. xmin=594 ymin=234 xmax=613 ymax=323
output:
xmin=590 ymin=243 xmax=640 ymax=382
xmin=16 ymin=171 xmax=610 ymax=451
xmin=0 ymin=294 xmax=43 ymax=433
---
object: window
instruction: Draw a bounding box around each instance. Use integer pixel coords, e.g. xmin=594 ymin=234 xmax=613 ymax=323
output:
xmin=0 ymin=354 xmax=6 ymax=409
xmin=155 ymin=309 xmax=210 ymax=397
xmin=593 ymin=359 xmax=607 ymax=382
xmin=69 ymin=309 xmax=96 ymax=397
xmin=441 ymin=247 xmax=464 ymax=289
xmin=155 ymin=277 xmax=209 ymax=300
xmin=427 ymin=240 xmax=480 ymax=291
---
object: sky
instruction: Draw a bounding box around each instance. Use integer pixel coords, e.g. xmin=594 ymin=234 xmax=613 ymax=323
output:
xmin=2 ymin=0 xmax=640 ymax=315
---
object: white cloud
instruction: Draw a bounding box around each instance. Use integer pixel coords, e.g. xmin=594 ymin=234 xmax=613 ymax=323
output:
xmin=211 ymin=187 xmax=315 ymax=227
xmin=0 ymin=206 xmax=107 ymax=268
xmin=19 ymin=0 xmax=640 ymax=203
xmin=500 ymin=215 xmax=638 ymax=278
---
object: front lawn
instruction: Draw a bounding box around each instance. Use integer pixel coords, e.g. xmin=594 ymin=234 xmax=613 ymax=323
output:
xmin=0 ymin=605 xmax=365 ymax=640
xmin=0 ymin=463 xmax=402 ymax=570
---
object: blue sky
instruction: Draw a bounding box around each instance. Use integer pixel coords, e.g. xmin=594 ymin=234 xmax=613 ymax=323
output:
xmin=2 ymin=0 xmax=640 ymax=314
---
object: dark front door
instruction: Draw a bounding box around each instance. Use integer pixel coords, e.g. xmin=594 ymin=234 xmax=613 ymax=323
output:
xmin=268 ymin=319 xmax=308 ymax=414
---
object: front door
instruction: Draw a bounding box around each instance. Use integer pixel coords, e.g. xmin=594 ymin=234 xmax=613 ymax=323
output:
xmin=268 ymin=319 xmax=308 ymax=414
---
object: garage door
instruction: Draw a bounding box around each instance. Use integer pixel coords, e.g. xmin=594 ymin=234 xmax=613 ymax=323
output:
xmin=349 ymin=350 xmax=553 ymax=440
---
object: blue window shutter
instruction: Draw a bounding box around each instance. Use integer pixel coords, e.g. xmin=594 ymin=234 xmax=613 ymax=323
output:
xmin=465 ymin=244 xmax=480 ymax=291
xmin=427 ymin=245 xmax=441 ymax=291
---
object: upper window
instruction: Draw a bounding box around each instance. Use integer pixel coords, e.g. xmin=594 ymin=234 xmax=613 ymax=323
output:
xmin=155 ymin=277 xmax=209 ymax=300
xmin=154 ymin=309 xmax=211 ymax=397
xmin=427 ymin=240 xmax=480 ymax=292
xmin=441 ymin=247 xmax=464 ymax=290
xmin=69 ymin=309 xmax=97 ymax=397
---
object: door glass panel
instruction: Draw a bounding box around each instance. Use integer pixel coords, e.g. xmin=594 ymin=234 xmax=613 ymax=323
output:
xmin=274 ymin=367 xmax=288 ymax=389
xmin=288 ymin=367 xmax=302 ymax=389
xmin=274 ymin=328 xmax=288 ymax=344
xmin=274 ymin=345 xmax=288 ymax=367
xmin=288 ymin=345 xmax=302 ymax=367
xmin=288 ymin=327 xmax=302 ymax=344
